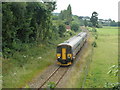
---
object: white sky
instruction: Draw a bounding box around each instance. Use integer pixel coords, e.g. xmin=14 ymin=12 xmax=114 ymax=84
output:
xmin=54 ymin=0 xmax=120 ymax=21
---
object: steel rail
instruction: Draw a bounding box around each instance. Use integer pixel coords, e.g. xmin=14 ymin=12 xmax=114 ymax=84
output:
xmin=38 ymin=66 xmax=60 ymax=89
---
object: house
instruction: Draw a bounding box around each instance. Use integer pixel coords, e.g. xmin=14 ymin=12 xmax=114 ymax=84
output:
xmin=66 ymin=25 xmax=71 ymax=31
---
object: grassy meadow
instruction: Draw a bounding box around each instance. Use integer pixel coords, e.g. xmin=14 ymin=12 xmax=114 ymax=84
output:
xmin=83 ymin=27 xmax=118 ymax=88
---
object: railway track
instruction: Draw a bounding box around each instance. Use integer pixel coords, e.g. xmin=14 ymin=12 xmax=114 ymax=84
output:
xmin=28 ymin=28 xmax=89 ymax=88
xmin=38 ymin=66 xmax=69 ymax=89
xmin=38 ymin=41 xmax=88 ymax=89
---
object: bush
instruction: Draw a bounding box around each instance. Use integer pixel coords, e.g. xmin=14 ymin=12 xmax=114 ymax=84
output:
xmin=3 ymin=48 xmax=12 ymax=58
xmin=94 ymin=35 xmax=98 ymax=39
xmin=47 ymin=82 xmax=56 ymax=88
xmin=92 ymin=41 xmax=97 ymax=47
xmin=67 ymin=30 xmax=75 ymax=36
xmin=71 ymin=23 xmax=79 ymax=32
xmin=96 ymin=24 xmax=103 ymax=28
xmin=87 ymin=27 xmax=92 ymax=32
xmin=64 ymin=32 xmax=70 ymax=37
xmin=58 ymin=24 xmax=66 ymax=37
xmin=92 ymin=28 xmax=97 ymax=32
xmin=87 ymin=22 xmax=93 ymax=27
xmin=64 ymin=30 xmax=75 ymax=37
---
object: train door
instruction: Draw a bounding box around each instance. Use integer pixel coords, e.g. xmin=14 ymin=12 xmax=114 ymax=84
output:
xmin=62 ymin=48 xmax=66 ymax=60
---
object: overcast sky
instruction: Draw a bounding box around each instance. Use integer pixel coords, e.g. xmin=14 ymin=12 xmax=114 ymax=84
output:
xmin=53 ymin=0 xmax=119 ymax=21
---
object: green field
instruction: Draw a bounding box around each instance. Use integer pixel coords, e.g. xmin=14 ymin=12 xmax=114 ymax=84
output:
xmin=83 ymin=27 xmax=118 ymax=88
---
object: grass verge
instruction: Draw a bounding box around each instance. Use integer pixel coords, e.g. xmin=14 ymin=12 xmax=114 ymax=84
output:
xmin=83 ymin=26 xmax=118 ymax=88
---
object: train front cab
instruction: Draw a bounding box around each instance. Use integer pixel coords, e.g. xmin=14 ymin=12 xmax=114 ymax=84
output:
xmin=56 ymin=45 xmax=73 ymax=66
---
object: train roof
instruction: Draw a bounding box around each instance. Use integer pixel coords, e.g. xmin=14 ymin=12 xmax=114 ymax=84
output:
xmin=58 ymin=32 xmax=87 ymax=47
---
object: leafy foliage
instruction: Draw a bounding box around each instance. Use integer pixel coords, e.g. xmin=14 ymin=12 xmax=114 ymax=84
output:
xmin=71 ymin=22 xmax=79 ymax=32
xmin=84 ymin=19 xmax=88 ymax=27
xmin=64 ymin=30 xmax=75 ymax=37
xmin=59 ymin=4 xmax=72 ymax=25
xmin=104 ymin=65 xmax=119 ymax=89
xmin=110 ymin=20 xmax=118 ymax=26
xmin=47 ymin=82 xmax=56 ymax=88
xmin=90 ymin=11 xmax=98 ymax=27
xmin=107 ymin=65 xmax=118 ymax=76
xmin=92 ymin=41 xmax=97 ymax=47
xmin=2 ymin=2 xmax=56 ymax=58
xmin=58 ymin=24 xmax=66 ymax=37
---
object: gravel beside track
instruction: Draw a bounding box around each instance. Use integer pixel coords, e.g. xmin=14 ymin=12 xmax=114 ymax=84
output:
xmin=41 ymin=67 xmax=69 ymax=88
xmin=28 ymin=64 xmax=59 ymax=88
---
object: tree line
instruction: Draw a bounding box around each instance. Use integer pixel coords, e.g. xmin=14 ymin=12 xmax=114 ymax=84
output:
xmin=2 ymin=2 xmax=79 ymax=58
xmin=2 ymin=2 xmax=58 ymax=58
xmin=83 ymin=12 xmax=120 ymax=27
xmin=52 ymin=4 xmax=80 ymax=32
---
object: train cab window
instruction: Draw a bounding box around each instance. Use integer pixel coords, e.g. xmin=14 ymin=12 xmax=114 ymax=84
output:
xmin=67 ymin=46 xmax=72 ymax=53
xmin=57 ymin=45 xmax=72 ymax=54
xmin=57 ymin=46 xmax=61 ymax=53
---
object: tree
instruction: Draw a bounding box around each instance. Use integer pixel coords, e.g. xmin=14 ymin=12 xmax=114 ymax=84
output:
xmin=84 ymin=19 xmax=88 ymax=27
xmin=110 ymin=20 xmax=118 ymax=26
xmin=58 ymin=24 xmax=66 ymax=37
xmin=2 ymin=2 xmax=57 ymax=57
xmin=59 ymin=4 xmax=72 ymax=25
xmin=59 ymin=10 xmax=67 ymax=20
xmin=71 ymin=22 xmax=79 ymax=32
xmin=66 ymin=4 xmax=72 ymax=24
xmin=2 ymin=2 xmax=16 ymax=56
xmin=90 ymin=11 xmax=98 ymax=27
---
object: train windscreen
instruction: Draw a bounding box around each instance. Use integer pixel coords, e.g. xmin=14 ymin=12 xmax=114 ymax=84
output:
xmin=57 ymin=45 xmax=72 ymax=54
xmin=67 ymin=46 xmax=72 ymax=53
xmin=57 ymin=46 xmax=61 ymax=53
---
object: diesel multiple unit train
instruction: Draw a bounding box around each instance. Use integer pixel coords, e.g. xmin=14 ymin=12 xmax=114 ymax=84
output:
xmin=56 ymin=32 xmax=87 ymax=66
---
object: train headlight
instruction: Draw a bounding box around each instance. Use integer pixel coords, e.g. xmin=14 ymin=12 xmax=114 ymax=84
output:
xmin=67 ymin=56 xmax=71 ymax=62
xmin=67 ymin=54 xmax=72 ymax=58
xmin=67 ymin=56 xmax=70 ymax=58
xmin=57 ymin=54 xmax=61 ymax=58
xmin=58 ymin=56 xmax=60 ymax=58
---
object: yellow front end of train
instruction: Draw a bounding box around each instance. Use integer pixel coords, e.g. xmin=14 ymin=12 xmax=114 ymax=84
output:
xmin=56 ymin=45 xmax=73 ymax=66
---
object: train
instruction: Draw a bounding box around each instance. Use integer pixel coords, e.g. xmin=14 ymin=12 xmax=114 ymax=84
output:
xmin=56 ymin=32 xmax=87 ymax=66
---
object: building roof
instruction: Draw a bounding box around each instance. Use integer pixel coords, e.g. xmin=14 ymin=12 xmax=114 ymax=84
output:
xmin=66 ymin=25 xmax=71 ymax=29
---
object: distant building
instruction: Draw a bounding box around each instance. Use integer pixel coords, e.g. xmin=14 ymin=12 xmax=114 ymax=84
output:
xmin=79 ymin=16 xmax=90 ymax=21
xmin=66 ymin=25 xmax=71 ymax=31
xmin=52 ymin=13 xmax=59 ymax=16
